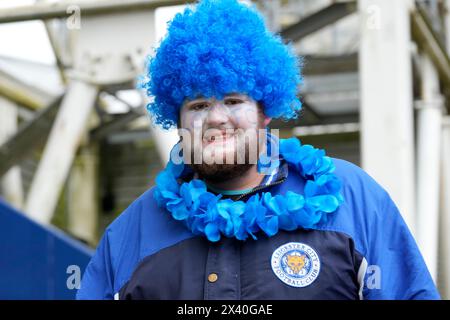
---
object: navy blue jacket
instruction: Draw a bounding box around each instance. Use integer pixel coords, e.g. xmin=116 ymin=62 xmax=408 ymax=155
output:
xmin=77 ymin=158 xmax=440 ymax=300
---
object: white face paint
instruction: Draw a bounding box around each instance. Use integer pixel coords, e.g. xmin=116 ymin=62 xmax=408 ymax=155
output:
xmin=179 ymin=93 xmax=270 ymax=166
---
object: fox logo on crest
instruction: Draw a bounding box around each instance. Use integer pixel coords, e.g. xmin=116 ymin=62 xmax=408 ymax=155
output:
xmin=287 ymin=254 xmax=306 ymax=274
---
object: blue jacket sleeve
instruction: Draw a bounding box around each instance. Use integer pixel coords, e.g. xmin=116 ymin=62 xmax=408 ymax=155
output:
xmin=76 ymin=229 xmax=115 ymax=300
xmin=362 ymin=191 xmax=440 ymax=300
xmin=330 ymin=159 xmax=440 ymax=300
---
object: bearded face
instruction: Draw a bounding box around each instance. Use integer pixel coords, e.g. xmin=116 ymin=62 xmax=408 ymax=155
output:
xmin=178 ymin=94 xmax=271 ymax=182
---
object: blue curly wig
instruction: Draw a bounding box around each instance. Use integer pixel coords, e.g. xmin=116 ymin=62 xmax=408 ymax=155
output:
xmin=141 ymin=0 xmax=303 ymax=129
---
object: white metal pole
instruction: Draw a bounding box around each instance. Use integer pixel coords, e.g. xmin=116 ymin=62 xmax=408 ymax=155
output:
xmin=415 ymin=54 xmax=443 ymax=282
xmin=24 ymin=79 xmax=98 ymax=224
xmin=0 ymin=97 xmax=24 ymax=209
xmin=439 ymin=0 xmax=450 ymax=298
xmin=440 ymin=117 xmax=450 ymax=299
xmin=359 ymin=0 xmax=416 ymax=231
xmin=67 ymin=143 xmax=98 ymax=245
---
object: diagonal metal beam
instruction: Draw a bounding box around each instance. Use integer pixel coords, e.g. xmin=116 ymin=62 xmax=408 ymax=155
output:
xmin=90 ymin=109 xmax=145 ymax=141
xmin=280 ymin=1 xmax=357 ymax=42
xmin=411 ymin=6 xmax=450 ymax=90
xmin=0 ymin=69 xmax=56 ymax=110
xmin=0 ymin=95 xmax=62 ymax=177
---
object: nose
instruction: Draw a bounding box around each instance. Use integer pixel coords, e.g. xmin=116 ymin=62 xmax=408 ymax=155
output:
xmin=205 ymin=100 xmax=229 ymax=126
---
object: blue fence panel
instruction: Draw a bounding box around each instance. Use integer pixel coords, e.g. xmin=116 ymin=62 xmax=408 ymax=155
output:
xmin=0 ymin=198 xmax=94 ymax=299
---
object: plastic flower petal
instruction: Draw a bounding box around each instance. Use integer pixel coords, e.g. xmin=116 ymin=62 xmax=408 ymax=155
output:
xmin=205 ymin=223 xmax=221 ymax=242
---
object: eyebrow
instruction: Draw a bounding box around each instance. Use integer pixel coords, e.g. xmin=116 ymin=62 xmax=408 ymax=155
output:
xmin=225 ymin=93 xmax=247 ymax=99
xmin=184 ymin=98 xmax=209 ymax=108
xmin=183 ymin=94 xmax=249 ymax=106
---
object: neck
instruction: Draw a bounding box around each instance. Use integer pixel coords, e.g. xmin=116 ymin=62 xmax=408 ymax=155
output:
xmin=205 ymin=164 xmax=265 ymax=191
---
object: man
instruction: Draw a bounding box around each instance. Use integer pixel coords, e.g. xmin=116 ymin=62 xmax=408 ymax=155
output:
xmin=77 ymin=0 xmax=439 ymax=300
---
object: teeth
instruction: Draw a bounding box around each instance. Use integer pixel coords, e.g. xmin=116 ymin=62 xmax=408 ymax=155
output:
xmin=209 ymin=135 xmax=223 ymax=142
xmin=205 ymin=132 xmax=234 ymax=142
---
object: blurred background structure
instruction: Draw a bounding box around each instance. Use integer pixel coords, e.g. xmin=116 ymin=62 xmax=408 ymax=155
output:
xmin=0 ymin=0 xmax=449 ymax=299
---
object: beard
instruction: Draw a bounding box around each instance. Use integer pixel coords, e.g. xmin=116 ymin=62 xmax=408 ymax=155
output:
xmin=184 ymin=118 xmax=267 ymax=183
xmin=192 ymin=163 xmax=254 ymax=183
xmin=189 ymin=138 xmax=256 ymax=183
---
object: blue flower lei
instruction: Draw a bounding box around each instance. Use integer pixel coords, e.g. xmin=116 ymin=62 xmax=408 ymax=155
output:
xmin=153 ymin=137 xmax=344 ymax=242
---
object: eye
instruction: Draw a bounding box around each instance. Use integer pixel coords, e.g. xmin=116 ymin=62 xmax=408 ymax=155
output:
xmin=190 ymin=103 xmax=209 ymax=111
xmin=224 ymin=98 xmax=243 ymax=106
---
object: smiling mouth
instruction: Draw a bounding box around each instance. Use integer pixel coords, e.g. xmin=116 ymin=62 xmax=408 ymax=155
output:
xmin=203 ymin=131 xmax=236 ymax=145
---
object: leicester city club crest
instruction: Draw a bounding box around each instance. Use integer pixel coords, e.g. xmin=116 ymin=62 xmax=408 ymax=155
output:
xmin=271 ymin=242 xmax=321 ymax=288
